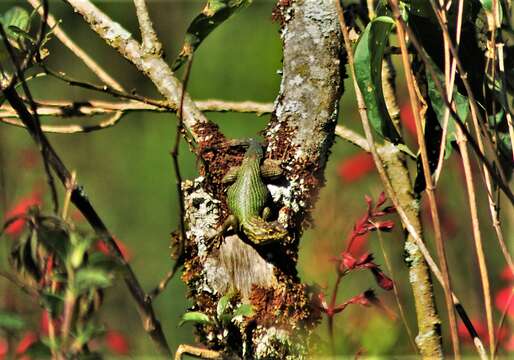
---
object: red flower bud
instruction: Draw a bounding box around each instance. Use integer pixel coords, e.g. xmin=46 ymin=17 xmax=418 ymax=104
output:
xmin=105 ymin=330 xmax=130 ymax=355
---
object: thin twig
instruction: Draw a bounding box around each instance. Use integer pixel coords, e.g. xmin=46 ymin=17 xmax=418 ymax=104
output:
xmin=494 ymin=288 xmax=513 ymax=358
xmin=426 ymin=0 xmax=509 ymax=194
xmin=0 ymin=271 xmax=39 ymax=297
xmin=64 ymin=0 xmax=210 ymax=142
xmin=398 ymin=0 xmax=514 ymax=274
xmin=498 ymin=43 xmax=514 ymax=161
xmin=388 ymin=1 xmax=460 ymax=356
xmin=335 ymin=2 xmax=486 ymax=358
xmin=433 ymin=0 xmax=464 ymax=184
xmin=62 ymin=171 xmax=76 ymax=221
xmin=455 ymin=127 xmax=495 ymax=357
xmin=335 ymin=125 xmax=370 ymax=152
xmin=1 ymin=84 xmax=171 ymax=357
xmin=26 ymin=0 xmax=124 ymax=91
xmin=374 ymin=227 xmax=417 ymax=353
xmin=386 ymin=1 xmax=514 ymax=205
xmin=133 ymin=0 xmax=163 ymax=55
xmin=0 ymin=99 xmax=273 ymax=134
xmin=0 ymin=4 xmax=60 ymax=215
xmin=149 ymin=57 xmax=194 ymax=299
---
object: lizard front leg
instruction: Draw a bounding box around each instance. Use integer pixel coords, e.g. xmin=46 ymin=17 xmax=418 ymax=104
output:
xmin=209 ymin=214 xmax=238 ymax=241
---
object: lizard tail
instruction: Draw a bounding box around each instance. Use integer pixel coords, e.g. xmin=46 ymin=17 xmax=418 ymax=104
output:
xmin=241 ymin=216 xmax=288 ymax=245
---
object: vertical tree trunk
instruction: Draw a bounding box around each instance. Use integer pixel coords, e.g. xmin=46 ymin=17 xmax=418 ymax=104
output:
xmin=182 ymin=0 xmax=344 ymax=358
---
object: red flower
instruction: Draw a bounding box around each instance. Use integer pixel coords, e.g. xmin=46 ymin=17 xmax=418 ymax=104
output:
xmin=495 ymin=286 xmax=514 ymax=319
xmin=40 ymin=311 xmax=50 ymax=336
xmin=334 ymin=252 xmax=393 ymax=290
xmin=95 ymin=236 xmax=131 ymax=261
xmin=105 ymin=330 xmax=129 ymax=355
xmin=321 ymin=289 xmax=385 ymax=315
xmin=458 ymin=317 xmax=510 ymax=349
xmin=504 ymin=334 xmax=514 ymax=352
xmin=40 ymin=310 xmax=61 ymax=337
xmin=0 ymin=337 xmax=7 ymax=360
xmin=346 ymin=193 xmax=396 ymax=254
xmin=400 ymin=103 xmax=417 ymax=138
xmin=337 ymin=152 xmax=375 ymax=183
xmin=501 ymin=266 xmax=514 ymax=282
xmin=3 ymin=192 xmax=41 ymax=237
xmin=16 ymin=331 xmax=38 ymax=356
xmin=347 ymin=232 xmax=369 ymax=257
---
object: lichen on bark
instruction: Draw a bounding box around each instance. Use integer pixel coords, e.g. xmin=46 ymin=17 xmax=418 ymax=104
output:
xmin=181 ymin=0 xmax=345 ymax=358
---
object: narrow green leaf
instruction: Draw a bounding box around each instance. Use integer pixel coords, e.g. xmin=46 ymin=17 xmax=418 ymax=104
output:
xmin=426 ymin=67 xmax=469 ymax=159
xmin=0 ymin=311 xmax=25 ymax=330
xmin=74 ymin=322 xmax=105 ymax=347
xmin=88 ymin=252 xmax=123 ymax=273
xmin=179 ymin=311 xmax=212 ymax=327
xmin=75 ymin=267 xmax=112 ymax=293
xmin=354 ymin=16 xmax=402 ymax=144
xmin=217 ymin=293 xmax=231 ymax=319
xmin=480 ymin=0 xmax=503 ymax=23
xmin=172 ymin=0 xmax=252 ymax=71
xmin=69 ymin=236 xmax=92 ymax=269
xmin=40 ymin=292 xmax=64 ymax=316
xmin=1 ymin=7 xmax=30 ymax=42
xmin=232 ymin=303 xmax=254 ymax=318
xmin=24 ymin=340 xmax=51 ymax=357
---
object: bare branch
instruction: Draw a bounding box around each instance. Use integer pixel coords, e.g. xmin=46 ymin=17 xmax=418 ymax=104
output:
xmin=0 ymin=99 xmax=273 ymax=133
xmin=335 ymin=125 xmax=370 ymax=152
xmin=1 ymin=86 xmax=171 ymax=357
xmin=336 ymin=1 xmax=488 ymax=358
xmin=133 ymin=0 xmax=163 ymax=55
xmin=388 ymin=1 xmax=460 ymax=356
xmin=64 ymin=0 xmax=210 ymax=142
xmin=27 ymin=0 xmax=124 ymax=92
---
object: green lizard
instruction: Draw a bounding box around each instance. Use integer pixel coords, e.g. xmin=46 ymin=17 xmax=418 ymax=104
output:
xmin=218 ymin=139 xmax=287 ymax=245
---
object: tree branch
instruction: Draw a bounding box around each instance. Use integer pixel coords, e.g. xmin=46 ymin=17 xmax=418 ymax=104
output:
xmin=0 ymin=99 xmax=273 ymax=133
xmin=1 ymin=86 xmax=171 ymax=357
xmin=64 ymin=0 xmax=212 ymax=143
xmin=133 ymin=0 xmax=163 ymax=55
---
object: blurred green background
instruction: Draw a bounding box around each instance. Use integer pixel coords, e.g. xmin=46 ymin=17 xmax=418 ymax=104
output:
xmin=0 ymin=0 xmax=512 ymax=358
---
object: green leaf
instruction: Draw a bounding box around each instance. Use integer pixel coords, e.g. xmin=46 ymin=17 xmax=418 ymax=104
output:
xmin=172 ymin=0 xmax=252 ymax=71
xmin=179 ymin=311 xmax=212 ymax=327
xmin=40 ymin=292 xmax=64 ymax=316
xmin=480 ymin=0 xmax=503 ymax=24
xmin=8 ymin=25 xmax=34 ymax=43
xmin=1 ymin=6 xmax=30 ymax=40
xmin=426 ymin=67 xmax=469 ymax=159
xmin=24 ymin=340 xmax=52 ymax=358
xmin=354 ymin=16 xmax=402 ymax=144
xmin=69 ymin=236 xmax=92 ymax=269
xmin=74 ymin=322 xmax=105 ymax=348
xmin=217 ymin=293 xmax=231 ymax=319
xmin=0 ymin=311 xmax=25 ymax=330
xmin=36 ymin=216 xmax=70 ymax=261
xmin=87 ymin=252 xmax=123 ymax=273
xmin=74 ymin=267 xmax=112 ymax=293
xmin=232 ymin=303 xmax=254 ymax=318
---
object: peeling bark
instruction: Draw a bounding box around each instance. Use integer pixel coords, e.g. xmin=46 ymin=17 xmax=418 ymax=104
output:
xmin=181 ymin=0 xmax=343 ymax=358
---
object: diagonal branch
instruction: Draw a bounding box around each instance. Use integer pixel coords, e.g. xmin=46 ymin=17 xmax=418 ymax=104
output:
xmin=64 ymin=0 xmax=212 ymax=143
xmin=1 ymin=86 xmax=171 ymax=357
